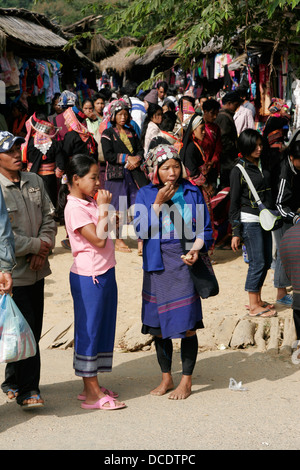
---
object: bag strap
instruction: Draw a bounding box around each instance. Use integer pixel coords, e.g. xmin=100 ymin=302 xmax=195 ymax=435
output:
xmin=236 ymin=163 xmax=262 ymax=205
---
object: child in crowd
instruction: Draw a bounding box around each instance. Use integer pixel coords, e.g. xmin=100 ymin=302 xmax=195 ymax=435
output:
xmin=64 ymin=154 xmax=126 ymax=410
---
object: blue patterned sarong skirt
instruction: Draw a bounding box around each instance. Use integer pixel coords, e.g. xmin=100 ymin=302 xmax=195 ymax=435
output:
xmin=70 ymin=268 xmax=117 ymax=377
xmin=142 ymin=241 xmax=203 ymax=339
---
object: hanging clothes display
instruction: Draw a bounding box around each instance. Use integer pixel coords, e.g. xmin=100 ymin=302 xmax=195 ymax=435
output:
xmin=0 ymin=52 xmax=63 ymax=106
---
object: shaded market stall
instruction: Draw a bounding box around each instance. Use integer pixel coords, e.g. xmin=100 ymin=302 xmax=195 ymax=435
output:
xmin=0 ymin=7 xmax=99 ymax=117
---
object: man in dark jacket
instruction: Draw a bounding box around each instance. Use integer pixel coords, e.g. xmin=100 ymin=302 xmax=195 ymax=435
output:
xmin=273 ymin=136 xmax=300 ymax=307
xmin=276 ymin=141 xmax=300 ymax=225
xmin=215 ymin=91 xmax=241 ymax=189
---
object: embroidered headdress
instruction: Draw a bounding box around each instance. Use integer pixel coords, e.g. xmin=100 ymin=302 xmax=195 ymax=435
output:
xmin=143 ymin=142 xmax=187 ymax=185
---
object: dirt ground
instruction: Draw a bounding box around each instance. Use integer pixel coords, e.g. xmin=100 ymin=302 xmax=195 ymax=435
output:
xmin=0 ymin=225 xmax=299 ymax=451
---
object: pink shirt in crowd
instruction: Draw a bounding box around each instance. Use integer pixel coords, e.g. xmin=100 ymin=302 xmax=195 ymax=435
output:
xmin=64 ymin=195 xmax=116 ymax=278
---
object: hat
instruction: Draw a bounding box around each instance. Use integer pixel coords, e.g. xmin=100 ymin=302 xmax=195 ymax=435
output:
xmin=268 ymin=98 xmax=289 ymax=114
xmin=144 ymin=89 xmax=158 ymax=105
xmin=0 ymin=131 xmax=25 ymax=153
xmin=142 ymin=143 xmax=187 ymax=185
xmin=109 ymin=99 xmax=130 ymax=121
xmin=222 ymin=91 xmax=242 ymax=104
xmin=57 ymin=90 xmax=78 ymax=108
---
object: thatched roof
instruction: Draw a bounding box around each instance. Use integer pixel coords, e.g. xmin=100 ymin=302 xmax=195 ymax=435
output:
xmin=135 ymin=38 xmax=177 ymax=66
xmin=0 ymin=8 xmax=99 ymax=70
xmin=63 ymin=14 xmax=102 ymax=34
xmin=0 ymin=7 xmax=68 ymax=52
xmin=99 ymin=46 xmax=140 ymax=74
xmin=99 ymin=38 xmax=177 ymax=73
xmin=115 ymin=37 xmax=141 ymax=48
xmin=90 ymin=34 xmax=118 ymax=62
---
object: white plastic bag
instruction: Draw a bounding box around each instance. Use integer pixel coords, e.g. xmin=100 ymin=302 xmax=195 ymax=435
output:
xmin=0 ymin=294 xmax=37 ymax=363
xmin=229 ymin=378 xmax=248 ymax=391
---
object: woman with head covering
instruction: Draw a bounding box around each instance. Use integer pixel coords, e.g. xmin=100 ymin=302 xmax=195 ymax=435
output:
xmin=134 ymin=144 xmax=214 ymax=400
xmin=62 ymin=104 xmax=98 ymax=162
xmin=101 ymin=99 xmax=146 ymax=252
xmin=180 ymin=113 xmax=218 ymax=244
xmin=59 ymin=100 xmax=98 ymax=249
xmin=53 ymin=90 xmax=78 ymax=142
xmin=21 ymin=112 xmax=65 ymax=207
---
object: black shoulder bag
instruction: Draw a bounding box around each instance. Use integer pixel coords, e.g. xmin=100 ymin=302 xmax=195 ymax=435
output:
xmin=111 ymin=128 xmax=149 ymax=189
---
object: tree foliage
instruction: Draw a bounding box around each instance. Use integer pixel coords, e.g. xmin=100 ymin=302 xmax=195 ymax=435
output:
xmin=94 ymin=0 xmax=300 ymax=67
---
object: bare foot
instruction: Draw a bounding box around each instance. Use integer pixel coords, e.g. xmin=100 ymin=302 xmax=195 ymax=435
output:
xmin=150 ymin=376 xmax=174 ymax=396
xmin=168 ymin=376 xmax=192 ymax=400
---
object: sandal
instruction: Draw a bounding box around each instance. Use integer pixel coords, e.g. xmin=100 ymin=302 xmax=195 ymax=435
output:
xmin=81 ymin=395 xmax=126 ymax=410
xmin=61 ymin=239 xmax=71 ymax=250
xmin=248 ymin=308 xmax=277 ymax=318
xmin=21 ymin=394 xmax=44 ymax=410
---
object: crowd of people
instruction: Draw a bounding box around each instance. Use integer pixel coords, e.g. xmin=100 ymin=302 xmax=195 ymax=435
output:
xmin=0 ymin=77 xmax=299 ymax=411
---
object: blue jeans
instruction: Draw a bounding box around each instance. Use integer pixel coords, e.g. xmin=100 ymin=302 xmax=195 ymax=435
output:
xmin=241 ymin=222 xmax=273 ymax=292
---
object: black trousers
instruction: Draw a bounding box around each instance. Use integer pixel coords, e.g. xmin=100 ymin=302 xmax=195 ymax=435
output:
xmin=1 ymin=279 xmax=44 ymax=405
xmin=293 ymin=309 xmax=300 ymax=340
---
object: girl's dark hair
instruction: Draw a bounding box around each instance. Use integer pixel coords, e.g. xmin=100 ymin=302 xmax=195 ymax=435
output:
xmin=58 ymin=154 xmax=97 ymax=212
xmin=290 ymin=141 xmax=300 ymax=160
xmin=162 ymin=99 xmax=176 ymax=112
xmin=35 ymin=112 xmax=49 ymax=122
xmin=140 ymin=103 xmax=162 ymax=144
xmin=238 ymin=129 xmax=262 ymax=157
xmin=82 ymin=98 xmax=94 ymax=108
xmin=160 ymin=111 xmax=177 ymax=132
xmin=93 ymin=93 xmax=106 ymax=103
xmin=202 ymin=99 xmax=220 ymax=113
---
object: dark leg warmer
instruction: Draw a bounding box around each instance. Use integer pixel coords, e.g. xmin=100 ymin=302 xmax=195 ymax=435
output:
xmin=181 ymin=334 xmax=198 ymax=376
xmin=154 ymin=337 xmax=173 ymax=373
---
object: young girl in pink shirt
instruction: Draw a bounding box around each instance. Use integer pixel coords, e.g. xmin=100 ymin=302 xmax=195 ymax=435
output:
xmin=64 ymin=154 xmax=126 ymax=410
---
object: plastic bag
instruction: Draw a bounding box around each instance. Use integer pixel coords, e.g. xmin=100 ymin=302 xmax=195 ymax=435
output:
xmin=0 ymin=294 xmax=37 ymax=363
xmin=229 ymin=378 xmax=248 ymax=391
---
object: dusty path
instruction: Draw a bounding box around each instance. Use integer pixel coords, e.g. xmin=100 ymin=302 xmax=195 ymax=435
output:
xmin=0 ymin=226 xmax=299 ymax=451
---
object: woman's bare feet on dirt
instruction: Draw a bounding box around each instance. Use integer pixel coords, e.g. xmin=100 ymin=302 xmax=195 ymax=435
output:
xmin=168 ymin=376 xmax=192 ymax=400
xmin=150 ymin=373 xmax=174 ymax=396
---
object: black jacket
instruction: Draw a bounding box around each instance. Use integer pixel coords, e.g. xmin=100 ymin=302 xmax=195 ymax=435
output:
xmin=62 ymin=130 xmax=98 ymax=161
xmin=276 ymin=156 xmax=300 ymax=224
xmin=215 ymin=108 xmax=238 ymax=170
xmin=27 ymin=137 xmax=66 ymax=172
xmin=229 ymin=157 xmax=273 ymax=238
xmin=101 ymin=125 xmax=144 ymax=180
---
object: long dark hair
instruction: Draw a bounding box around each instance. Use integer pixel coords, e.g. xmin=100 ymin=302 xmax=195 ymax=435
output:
xmin=238 ymin=129 xmax=262 ymax=157
xmin=140 ymin=103 xmax=162 ymax=145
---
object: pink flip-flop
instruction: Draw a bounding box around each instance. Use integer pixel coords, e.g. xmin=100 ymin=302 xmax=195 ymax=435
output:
xmin=81 ymin=395 xmax=126 ymax=410
xmin=77 ymin=387 xmax=119 ymax=401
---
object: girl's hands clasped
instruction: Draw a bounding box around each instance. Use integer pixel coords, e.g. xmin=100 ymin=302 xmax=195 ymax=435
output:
xmin=97 ymin=190 xmax=112 ymax=207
